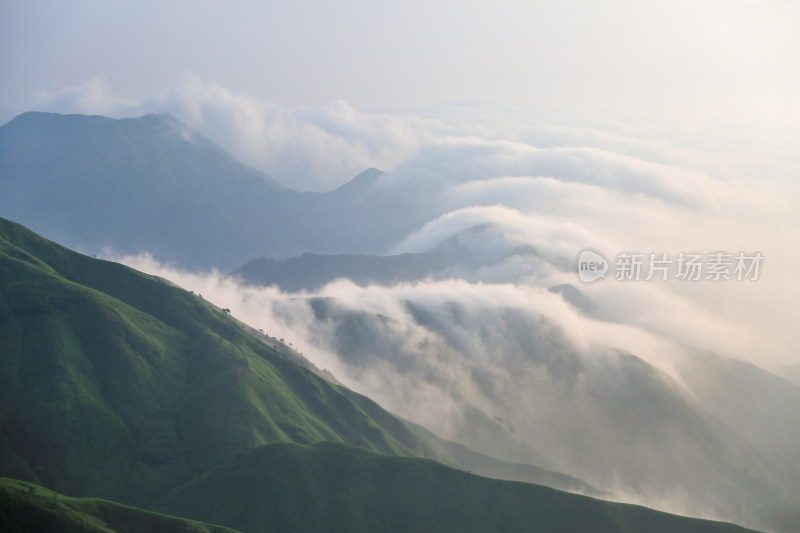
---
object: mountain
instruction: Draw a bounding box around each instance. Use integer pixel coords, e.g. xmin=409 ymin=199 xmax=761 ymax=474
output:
xmin=0 ymin=218 xmax=764 ymax=533
xmin=0 ymin=112 xmax=583 ymax=273
xmin=1 ymin=110 xmax=793 ymax=531
xmin=233 ymin=251 xmax=447 ymax=291
xmin=0 ymin=111 xmax=289 ymax=269
xmin=0 ymin=112 xmax=433 ymax=270
xmin=273 ymin=294 xmax=800 ymax=532
xmin=0 ymin=216 xmax=445 ymax=508
xmin=154 ymin=441 xmax=756 ymax=533
xmin=0 ymin=477 xmax=239 ymax=533
xmin=327 ymin=166 xmax=384 ymax=198
xmin=231 ymin=223 xmax=557 ymax=291
xmin=0 ymin=216 xmax=620 ymax=502
xmin=674 ymin=352 xmax=800 ymax=510
xmin=402 ymin=419 xmax=603 ymax=496
xmin=547 ymin=283 xmax=598 ymax=314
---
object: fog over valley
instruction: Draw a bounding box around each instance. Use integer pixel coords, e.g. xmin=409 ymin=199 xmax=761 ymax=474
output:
xmin=77 ymin=93 xmax=798 ymax=531
xmin=2 ymin=2 xmax=798 ymax=532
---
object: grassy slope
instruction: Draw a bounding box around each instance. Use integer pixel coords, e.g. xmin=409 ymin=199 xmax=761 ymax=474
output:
xmin=0 ymin=217 xmax=442 ymax=507
xmin=0 ymin=218 xmax=766 ymax=532
xmin=0 ymin=477 xmax=240 ymax=533
xmin=156 ymin=441 xmax=758 ymax=533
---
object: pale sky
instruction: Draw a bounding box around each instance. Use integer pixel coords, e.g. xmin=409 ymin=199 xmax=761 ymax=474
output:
xmin=2 ymin=0 xmax=798 ymax=126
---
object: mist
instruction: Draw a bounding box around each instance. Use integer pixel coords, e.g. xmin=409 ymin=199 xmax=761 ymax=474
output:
xmin=5 ymin=1 xmax=800 ymax=530
xmin=85 ymin=95 xmax=800 ymax=531
xmin=114 ymin=251 xmax=800 ymax=530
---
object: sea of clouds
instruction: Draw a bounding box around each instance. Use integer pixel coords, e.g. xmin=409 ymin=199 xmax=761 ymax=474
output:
xmin=32 ymin=73 xmax=800 ymax=529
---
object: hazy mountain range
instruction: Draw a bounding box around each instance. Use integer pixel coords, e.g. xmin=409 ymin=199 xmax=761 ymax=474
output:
xmin=1 ymin=111 xmax=798 ymax=532
xmin=0 ymin=112 xmax=431 ymax=270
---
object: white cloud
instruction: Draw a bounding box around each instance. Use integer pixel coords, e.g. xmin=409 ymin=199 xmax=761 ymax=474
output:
xmin=151 ymin=74 xmax=428 ymax=190
xmin=35 ymin=76 xmax=138 ymax=117
xmin=60 ymin=81 xmax=794 ymax=372
xmin=98 ymin=94 xmax=799 ymax=529
xmin=35 ymin=73 xmax=425 ymax=191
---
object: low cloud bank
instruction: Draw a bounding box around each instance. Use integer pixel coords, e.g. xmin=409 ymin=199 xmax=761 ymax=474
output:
xmin=41 ymin=79 xmax=797 ymax=530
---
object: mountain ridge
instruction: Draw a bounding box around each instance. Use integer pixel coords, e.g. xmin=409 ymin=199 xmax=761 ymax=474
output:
xmin=0 ymin=112 xmax=429 ymax=269
xmin=154 ymin=441 xmax=759 ymax=533
xmin=0 ymin=477 xmax=240 ymax=533
xmin=0 ymin=216 xmax=446 ymax=507
xmin=0 ymin=216 xmax=766 ymax=533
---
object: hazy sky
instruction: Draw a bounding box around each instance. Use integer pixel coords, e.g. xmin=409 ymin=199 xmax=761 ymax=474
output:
xmin=2 ymin=0 xmax=798 ymax=125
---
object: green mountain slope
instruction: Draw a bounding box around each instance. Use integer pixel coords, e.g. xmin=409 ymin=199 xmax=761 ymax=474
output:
xmin=0 ymin=477 xmax=240 ymax=533
xmin=155 ymin=441 xmax=757 ymax=533
xmin=0 ymin=217 xmax=769 ymax=532
xmin=0 ymin=217 xmax=442 ymax=507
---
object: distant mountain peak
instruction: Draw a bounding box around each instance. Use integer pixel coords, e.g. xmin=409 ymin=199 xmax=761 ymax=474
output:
xmin=0 ymin=111 xmax=287 ymax=268
xmin=139 ymin=112 xmax=214 ymax=146
xmin=330 ymin=167 xmax=384 ymax=195
xmin=5 ymin=111 xmax=237 ymax=155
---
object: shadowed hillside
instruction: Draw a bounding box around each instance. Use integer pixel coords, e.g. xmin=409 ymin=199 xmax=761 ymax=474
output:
xmin=155 ymin=441 xmax=758 ymax=533
xmin=0 ymin=477 xmax=240 ymax=533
